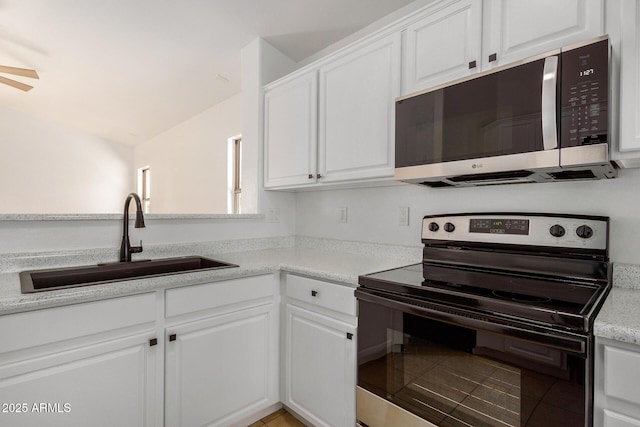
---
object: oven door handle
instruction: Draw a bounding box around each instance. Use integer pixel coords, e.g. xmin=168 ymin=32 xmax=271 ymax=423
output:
xmin=355 ymin=288 xmax=586 ymax=355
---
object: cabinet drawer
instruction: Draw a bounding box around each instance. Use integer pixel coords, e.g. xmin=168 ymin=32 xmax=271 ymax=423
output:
xmin=605 ymin=345 xmax=640 ymax=405
xmin=0 ymin=293 xmax=156 ymax=354
xmin=166 ymin=275 xmax=274 ymax=318
xmin=285 ymin=275 xmax=356 ymax=316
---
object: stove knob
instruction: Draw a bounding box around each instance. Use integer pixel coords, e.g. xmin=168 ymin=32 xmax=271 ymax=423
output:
xmin=549 ymin=224 xmax=566 ymax=238
xmin=428 ymin=222 xmax=439 ymax=232
xmin=576 ymin=225 xmax=594 ymax=239
xmin=444 ymin=222 xmax=455 ymax=233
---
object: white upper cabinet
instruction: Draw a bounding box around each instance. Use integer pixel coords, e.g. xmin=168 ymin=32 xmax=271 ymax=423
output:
xmin=483 ymin=0 xmax=604 ymax=69
xmin=264 ymin=33 xmax=400 ymax=190
xmin=264 ymin=71 xmax=318 ymax=188
xmin=402 ymin=0 xmax=482 ymax=94
xmin=402 ymin=0 xmax=604 ymax=94
xmin=318 ymin=33 xmax=400 ymax=183
xmin=264 ymin=0 xmax=608 ymax=189
xmin=608 ymin=0 xmax=640 ymax=166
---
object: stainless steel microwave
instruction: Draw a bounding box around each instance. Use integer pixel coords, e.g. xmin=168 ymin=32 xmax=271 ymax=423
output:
xmin=395 ymin=35 xmax=617 ymax=187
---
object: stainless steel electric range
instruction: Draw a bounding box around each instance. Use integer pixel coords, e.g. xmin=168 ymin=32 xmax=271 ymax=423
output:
xmin=356 ymin=213 xmax=611 ymax=427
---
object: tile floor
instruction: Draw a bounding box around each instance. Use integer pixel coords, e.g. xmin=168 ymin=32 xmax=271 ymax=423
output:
xmin=247 ymin=408 xmax=306 ymax=427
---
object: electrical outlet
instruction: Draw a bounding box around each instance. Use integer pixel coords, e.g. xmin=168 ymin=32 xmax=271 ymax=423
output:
xmin=338 ymin=207 xmax=348 ymax=224
xmin=399 ymin=206 xmax=410 ymax=226
xmin=267 ymin=208 xmax=280 ymax=223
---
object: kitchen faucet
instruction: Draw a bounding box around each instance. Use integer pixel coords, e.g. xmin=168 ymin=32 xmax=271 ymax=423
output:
xmin=120 ymin=193 xmax=145 ymax=262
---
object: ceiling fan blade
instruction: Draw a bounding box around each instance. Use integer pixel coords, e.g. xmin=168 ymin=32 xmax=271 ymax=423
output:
xmin=0 ymin=65 xmax=39 ymax=79
xmin=0 ymin=75 xmax=33 ymax=91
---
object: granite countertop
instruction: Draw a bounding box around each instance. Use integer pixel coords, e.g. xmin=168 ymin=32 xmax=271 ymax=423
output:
xmin=2 ymin=236 xmax=639 ymax=347
xmin=594 ymin=263 xmax=640 ymax=345
xmin=0 ymin=238 xmax=421 ymax=315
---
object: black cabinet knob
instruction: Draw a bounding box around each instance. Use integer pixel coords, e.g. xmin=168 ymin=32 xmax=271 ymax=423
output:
xmin=169 ymin=334 xmax=177 ymax=342
xmin=311 ymin=290 xmax=318 ymax=297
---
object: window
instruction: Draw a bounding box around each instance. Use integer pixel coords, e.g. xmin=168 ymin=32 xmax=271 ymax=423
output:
xmin=227 ymin=136 xmax=242 ymax=214
xmin=137 ymin=166 xmax=151 ymax=213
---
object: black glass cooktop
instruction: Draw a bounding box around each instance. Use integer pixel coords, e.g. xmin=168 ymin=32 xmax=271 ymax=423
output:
xmin=359 ymin=263 xmax=609 ymax=332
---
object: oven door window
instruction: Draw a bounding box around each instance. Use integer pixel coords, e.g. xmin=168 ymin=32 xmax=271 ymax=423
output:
xmin=357 ymin=300 xmax=586 ymax=427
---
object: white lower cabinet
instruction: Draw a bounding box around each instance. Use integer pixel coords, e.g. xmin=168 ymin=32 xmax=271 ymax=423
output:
xmin=165 ymin=304 xmax=278 ymax=426
xmin=0 ymin=293 xmax=159 ymax=427
xmin=595 ymin=337 xmax=640 ymax=426
xmin=0 ymin=275 xmax=279 ymax=427
xmin=283 ymin=275 xmax=357 ymax=427
xmin=0 ymin=272 xmax=358 ymax=427
xmin=164 ymin=274 xmax=280 ymax=427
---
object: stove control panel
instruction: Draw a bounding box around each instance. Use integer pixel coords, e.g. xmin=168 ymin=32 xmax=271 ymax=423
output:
xmin=423 ymin=213 xmax=608 ymax=250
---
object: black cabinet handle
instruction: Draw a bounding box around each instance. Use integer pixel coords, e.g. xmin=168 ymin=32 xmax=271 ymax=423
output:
xmin=311 ymin=290 xmax=318 ymax=297
xmin=169 ymin=334 xmax=177 ymax=342
xmin=346 ymin=333 xmax=353 ymax=340
xmin=316 ymin=174 xmax=322 ymax=179
xmin=149 ymin=338 xmax=158 ymax=346
xmin=308 ymin=174 xmax=314 ymax=179
xmin=468 ymin=60 xmax=477 ymax=69
xmin=489 ymin=53 xmax=497 ymax=62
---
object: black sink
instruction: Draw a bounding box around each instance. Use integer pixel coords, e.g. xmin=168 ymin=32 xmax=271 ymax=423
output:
xmin=19 ymin=256 xmax=238 ymax=293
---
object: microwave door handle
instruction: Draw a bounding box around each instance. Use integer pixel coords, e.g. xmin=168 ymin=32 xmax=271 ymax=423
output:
xmin=541 ymin=56 xmax=559 ymax=150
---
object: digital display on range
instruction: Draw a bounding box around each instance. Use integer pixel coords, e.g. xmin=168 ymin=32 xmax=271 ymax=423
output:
xmin=469 ymin=219 xmax=530 ymax=235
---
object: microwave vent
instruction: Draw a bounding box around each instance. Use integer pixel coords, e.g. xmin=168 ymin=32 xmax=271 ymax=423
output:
xmin=549 ymin=169 xmax=597 ymax=180
xmin=420 ymin=181 xmax=453 ymax=188
xmin=449 ymin=170 xmax=534 ymax=183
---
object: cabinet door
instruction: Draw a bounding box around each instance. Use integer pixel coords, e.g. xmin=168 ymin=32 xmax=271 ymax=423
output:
xmin=264 ymin=71 xmax=318 ymax=188
xmin=603 ymin=410 xmax=640 ymax=427
xmin=483 ymin=0 xmax=604 ymax=68
xmin=284 ymin=304 xmax=356 ymax=427
xmin=617 ymin=0 xmax=640 ymax=156
xmin=165 ymin=303 xmax=278 ymax=427
xmin=0 ymin=334 xmax=158 ymax=427
xmin=402 ymin=0 xmax=482 ymax=94
xmin=318 ymin=33 xmax=400 ymax=183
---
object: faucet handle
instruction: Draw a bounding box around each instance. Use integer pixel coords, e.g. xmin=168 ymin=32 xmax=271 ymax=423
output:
xmin=130 ymin=240 xmax=143 ymax=254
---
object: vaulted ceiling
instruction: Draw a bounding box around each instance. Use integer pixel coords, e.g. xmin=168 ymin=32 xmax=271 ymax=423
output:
xmin=0 ymin=0 xmax=418 ymax=146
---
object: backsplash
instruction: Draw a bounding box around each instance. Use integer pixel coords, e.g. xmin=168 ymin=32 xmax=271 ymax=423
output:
xmin=0 ymin=236 xmax=295 ymax=274
xmin=613 ymin=263 xmax=640 ymax=290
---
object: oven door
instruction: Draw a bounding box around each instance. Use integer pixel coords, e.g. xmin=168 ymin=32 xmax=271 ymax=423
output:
xmin=355 ymin=288 xmax=592 ymax=427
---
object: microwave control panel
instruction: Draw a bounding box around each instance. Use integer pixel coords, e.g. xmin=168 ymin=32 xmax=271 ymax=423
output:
xmin=560 ymin=38 xmax=609 ymax=147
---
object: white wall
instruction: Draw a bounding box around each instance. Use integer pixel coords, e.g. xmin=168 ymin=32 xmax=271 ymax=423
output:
xmin=134 ymin=93 xmax=242 ymax=214
xmin=294 ymin=168 xmax=640 ymax=265
xmin=0 ymin=215 xmax=295 ymax=255
xmin=0 ymin=106 xmax=133 ymax=213
xmin=241 ymin=38 xmax=297 ymax=216
xmin=0 ymin=38 xmax=299 ymax=256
